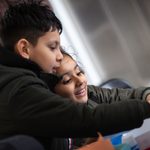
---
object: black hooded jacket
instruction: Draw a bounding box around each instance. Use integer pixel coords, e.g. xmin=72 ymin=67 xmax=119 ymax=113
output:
xmin=0 ymin=48 xmax=150 ymax=150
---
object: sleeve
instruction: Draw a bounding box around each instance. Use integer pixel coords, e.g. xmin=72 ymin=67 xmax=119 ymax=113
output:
xmin=142 ymin=89 xmax=150 ymax=100
xmin=10 ymin=76 xmax=150 ymax=138
xmin=88 ymin=85 xmax=150 ymax=104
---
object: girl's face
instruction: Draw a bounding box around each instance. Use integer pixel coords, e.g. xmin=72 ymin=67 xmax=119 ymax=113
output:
xmin=55 ymin=55 xmax=88 ymax=103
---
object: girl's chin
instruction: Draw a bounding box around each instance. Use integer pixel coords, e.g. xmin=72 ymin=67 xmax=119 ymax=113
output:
xmin=76 ymin=97 xmax=88 ymax=103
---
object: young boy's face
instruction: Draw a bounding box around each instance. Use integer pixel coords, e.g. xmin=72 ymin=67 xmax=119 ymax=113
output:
xmin=54 ymin=55 xmax=88 ymax=103
xmin=28 ymin=30 xmax=63 ymax=73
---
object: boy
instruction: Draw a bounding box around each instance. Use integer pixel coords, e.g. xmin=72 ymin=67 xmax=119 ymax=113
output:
xmin=0 ymin=1 xmax=150 ymax=150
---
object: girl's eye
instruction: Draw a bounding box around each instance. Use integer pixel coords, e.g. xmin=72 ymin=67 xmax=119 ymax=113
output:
xmin=77 ymin=70 xmax=85 ymax=76
xmin=61 ymin=75 xmax=72 ymax=84
xmin=77 ymin=72 xmax=82 ymax=76
xmin=62 ymin=79 xmax=71 ymax=84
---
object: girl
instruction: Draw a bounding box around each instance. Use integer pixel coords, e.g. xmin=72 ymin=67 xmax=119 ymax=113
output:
xmin=44 ymin=48 xmax=150 ymax=149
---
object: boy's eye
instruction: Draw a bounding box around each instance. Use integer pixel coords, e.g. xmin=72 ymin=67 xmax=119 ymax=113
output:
xmin=50 ymin=46 xmax=57 ymax=50
xmin=48 ymin=43 xmax=58 ymax=50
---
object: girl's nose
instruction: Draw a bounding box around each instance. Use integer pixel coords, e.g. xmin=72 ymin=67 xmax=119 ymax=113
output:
xmin=76 ymin=76 xmax=84 ymax=86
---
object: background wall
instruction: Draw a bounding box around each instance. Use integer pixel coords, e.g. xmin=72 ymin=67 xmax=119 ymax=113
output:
xmin=50 ymin=0 xmax=150 ymax=87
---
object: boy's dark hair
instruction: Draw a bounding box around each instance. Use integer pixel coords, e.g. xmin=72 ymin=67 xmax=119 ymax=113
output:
xmin=0 ymin=0 xmax=62 ymax=50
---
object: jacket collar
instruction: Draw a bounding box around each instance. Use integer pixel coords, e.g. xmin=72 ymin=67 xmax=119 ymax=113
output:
xmin=0 ymin=47 xmax=42 ymax=74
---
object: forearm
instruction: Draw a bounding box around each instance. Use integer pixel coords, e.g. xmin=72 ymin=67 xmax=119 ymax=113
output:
xmin=88 ymin=85 xmax=150 ymax=103
xmin=93 ymin=100 xmax=150 ymax=136
xmin=11 ymin=83 xmax=150 ymax=138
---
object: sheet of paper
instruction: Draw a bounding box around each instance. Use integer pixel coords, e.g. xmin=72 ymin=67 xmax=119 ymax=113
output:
xmin=135 ymin=131 xmax=150 ymax=150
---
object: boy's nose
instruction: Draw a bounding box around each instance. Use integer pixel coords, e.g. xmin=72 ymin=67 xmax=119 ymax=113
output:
xmin=57 ymin=50 xmax=63 ymax=62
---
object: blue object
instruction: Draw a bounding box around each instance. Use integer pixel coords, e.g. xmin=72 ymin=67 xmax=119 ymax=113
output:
xmin=111 ymin=134 xmax=123 ymax=145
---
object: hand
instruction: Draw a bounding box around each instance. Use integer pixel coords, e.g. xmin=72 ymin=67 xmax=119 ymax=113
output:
xmin=77 ymin=133 xmax=114 ymax=150
xmin=146 ymin=94 xmax=150 ymax=104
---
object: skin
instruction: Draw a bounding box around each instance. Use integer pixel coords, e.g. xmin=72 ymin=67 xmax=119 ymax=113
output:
xmin=55 ymin=54 xmax=88 ymax=103
xmin=15 ymin=29 xmax=63 ymax=73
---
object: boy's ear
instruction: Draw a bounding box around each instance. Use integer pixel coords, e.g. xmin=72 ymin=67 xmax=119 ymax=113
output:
xmin=15 ymin=39 xmax=31 ymax=59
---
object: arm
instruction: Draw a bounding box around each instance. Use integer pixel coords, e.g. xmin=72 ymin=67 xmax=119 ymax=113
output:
xmin=10 ymin=76 xmax=150 ymax=138
xmin=88 ymin=85 xmax=150 ymax=104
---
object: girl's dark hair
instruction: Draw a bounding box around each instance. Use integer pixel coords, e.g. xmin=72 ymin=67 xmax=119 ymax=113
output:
xmin=60 ymin=46 xmax=75 ymax=60
xmin=0 ymin=0 xmax=62 ymax=50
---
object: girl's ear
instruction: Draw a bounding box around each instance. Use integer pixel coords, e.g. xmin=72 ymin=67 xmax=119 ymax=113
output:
xmin=15 ymin=38 xmax=31 ymax=59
